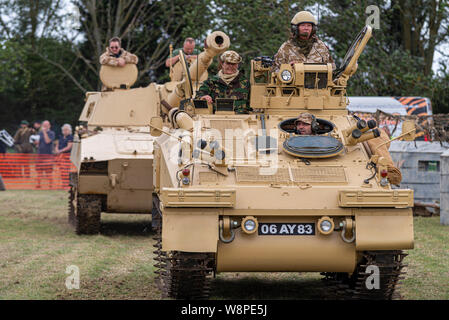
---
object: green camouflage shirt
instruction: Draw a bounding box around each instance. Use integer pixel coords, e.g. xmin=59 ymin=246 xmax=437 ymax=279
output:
xmin=196 ymin=73 xmax=252 ymax=114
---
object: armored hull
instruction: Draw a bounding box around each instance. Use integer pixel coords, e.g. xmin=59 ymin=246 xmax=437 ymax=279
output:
xmin=153 ymin=26 xmax=415 ymax=299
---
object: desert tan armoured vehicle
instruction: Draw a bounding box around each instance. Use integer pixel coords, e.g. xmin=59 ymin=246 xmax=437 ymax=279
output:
xmin=69 ymin=31 xmax=230 ymax=234
xmin=152 ymin=26 xmax=415 ymax=299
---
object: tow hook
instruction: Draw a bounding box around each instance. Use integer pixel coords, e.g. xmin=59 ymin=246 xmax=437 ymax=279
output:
xmin=340 ymin=217 xmax=356 ymax=243
xmin=219 ymin=217 xmax=240 ymax=243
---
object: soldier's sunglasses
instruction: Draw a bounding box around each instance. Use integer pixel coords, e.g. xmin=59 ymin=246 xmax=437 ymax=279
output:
xmin=110 ymin=46 xmax=119 ymax=49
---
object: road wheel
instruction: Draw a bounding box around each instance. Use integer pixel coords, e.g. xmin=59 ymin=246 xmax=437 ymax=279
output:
xmin=68 ymin=185 xmax=77 ymax=226
xmin=75 ymin=194 xmax=102 ymax=235
xmin=322 ymin=250 xmax=407 ymax=300
xmin=153 ymin=212 xmax=215 ymax=299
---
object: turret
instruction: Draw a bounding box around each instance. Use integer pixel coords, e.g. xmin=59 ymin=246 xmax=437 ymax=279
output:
xmin=249 ymin=26 xmax=373 ymax=115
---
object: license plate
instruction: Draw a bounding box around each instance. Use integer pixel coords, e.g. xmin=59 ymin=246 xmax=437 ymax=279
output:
xmin=258 ymin=223 xmax=315 ymax=236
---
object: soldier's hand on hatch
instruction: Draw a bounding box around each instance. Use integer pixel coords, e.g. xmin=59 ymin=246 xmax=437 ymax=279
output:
xmin=117 ymin=58 xmax=126 ymax=67
xmin=200 ymin=95 xmax=213 ymax=104
xmin=290 ymin=60 xmax=300 ymax=65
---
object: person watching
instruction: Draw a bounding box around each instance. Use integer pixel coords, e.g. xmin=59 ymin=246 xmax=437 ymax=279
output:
xmin=100 ymin=37 xmax=138 ymax=67
xmin=13 ymin=120 xmax=33 ymax=178
xmin=197 ymin=50 xmax=251 ymax=114
xmin=165 ymin=37 xmax=200 ymax=68
xmin=273 ymin=11 xmax=336 ymax=72
xmin=36 ymin=120 xmax=55 ymax=189
xmin=166 ymin=37 xmax=200 ymax=81
xmin=13 ymin=120 xmax=34 ymax=154
xmin=294 ymin=113 xmax=316 ymax=135
xmin=55 ymin=124 xmax=73 ymax=155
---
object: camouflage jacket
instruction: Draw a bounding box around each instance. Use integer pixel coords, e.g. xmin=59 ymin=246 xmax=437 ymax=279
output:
xmin=273 ymin=35 xmax=336 ymax=72
xmin=196 ymin=73 xmax=252 ymax=114
xmin=99 ymin=48 xmax=138 ymax=66
xmin=13 ymin=127 xmax=33 ymax=153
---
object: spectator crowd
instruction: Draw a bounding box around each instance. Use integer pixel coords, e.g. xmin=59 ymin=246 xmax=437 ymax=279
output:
xmin=0 ymin=120 xmax=74 ymax=189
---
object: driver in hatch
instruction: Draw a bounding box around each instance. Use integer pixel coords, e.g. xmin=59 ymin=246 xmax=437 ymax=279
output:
xmin=294 ymin=113 xmax=316 ymax=135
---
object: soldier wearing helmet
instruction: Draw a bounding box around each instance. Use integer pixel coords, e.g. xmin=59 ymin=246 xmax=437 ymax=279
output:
xmin=273 ymin=11 xmax=336 ymax=72
xmin=294 ymin=112 xmax=317 ymax=135
xmin=197 ymin=50 xmax=252 ymax=114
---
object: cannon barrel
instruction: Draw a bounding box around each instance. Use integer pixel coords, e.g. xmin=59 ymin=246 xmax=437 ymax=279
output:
xmin=166 ymin=31 xmax=230 ymax=109
xmin=189 ymin=31 xmax=230 ymax=82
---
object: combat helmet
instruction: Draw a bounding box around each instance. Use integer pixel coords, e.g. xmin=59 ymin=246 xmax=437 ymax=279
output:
xmin=291 ymin=11 xmax=317 ymax=38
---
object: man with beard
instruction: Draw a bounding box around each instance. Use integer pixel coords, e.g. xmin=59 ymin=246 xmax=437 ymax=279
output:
xmin=272 ymin=11 xmax=336 ymax=72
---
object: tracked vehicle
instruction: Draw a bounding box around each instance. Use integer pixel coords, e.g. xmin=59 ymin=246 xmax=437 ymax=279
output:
xmin=69 ymin=32 xmax=230 ymax=234
xmin=152 ymin=26 xmax=415 ymax=299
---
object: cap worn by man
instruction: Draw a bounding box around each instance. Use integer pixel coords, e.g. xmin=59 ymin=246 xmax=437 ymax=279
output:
xmin=294 ymin=112 xmax=315 ymax=135
xmin=295 ymin=113 xmax=313 ymax=125
xmin=220 ymin=50 xmax=242 ymax=64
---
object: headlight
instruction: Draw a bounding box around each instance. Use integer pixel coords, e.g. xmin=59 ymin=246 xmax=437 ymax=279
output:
xmin=242 ymin=216 xmax=258 ymax=234
xmin=281 ymin=70 xmax=292 ymax=82
xmin=321 ymin=220 xmax=332 ymax=232
xmin=317 ymin=216 xmax=334 ymax=235
xmin=245 ymin=220 xmax=256 ymax=231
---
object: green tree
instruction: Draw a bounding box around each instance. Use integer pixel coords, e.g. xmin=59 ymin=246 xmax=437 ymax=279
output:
xmin=318 ymin=0 xmax=449 ymax=113
xmin=212 ymin=0 xmax=318 ymax=72
xmin=74 ymin=0 xmax=214 ymax=88
xmin=0 ymin=0 xmax=86 ymax=132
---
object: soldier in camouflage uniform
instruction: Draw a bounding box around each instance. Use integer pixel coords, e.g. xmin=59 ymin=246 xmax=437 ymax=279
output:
xmin=99 ymin=37 xmax=138 ymax=67
xmin=273 ymin=11 xmax=336 ymax=72
xmin=197 ymin=50 xmax=252 ymax=114
xmin=294 ymin=113 xmax=314 ymax=135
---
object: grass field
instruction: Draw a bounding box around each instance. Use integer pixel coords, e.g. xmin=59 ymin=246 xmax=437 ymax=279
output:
xmin=0 ymin=190 xmax=448 ymax=300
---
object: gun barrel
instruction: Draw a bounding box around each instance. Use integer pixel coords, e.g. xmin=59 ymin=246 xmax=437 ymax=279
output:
xmin=189 ymin=31 xmax=230 ymax=82
xmin=165 ymin=31 xmax=230 ymax=110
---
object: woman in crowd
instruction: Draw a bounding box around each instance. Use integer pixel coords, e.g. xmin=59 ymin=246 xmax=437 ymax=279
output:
xmin=55 ymin=124 xmax=73 ymax=154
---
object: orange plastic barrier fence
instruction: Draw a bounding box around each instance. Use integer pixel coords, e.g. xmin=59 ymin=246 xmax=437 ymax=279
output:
xmin=0 ymin=153 xmax=75 ymax=190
